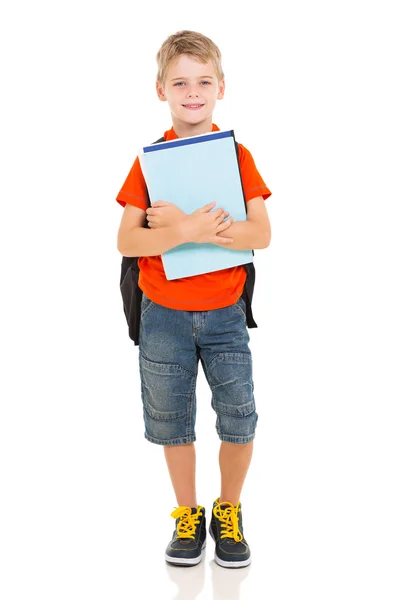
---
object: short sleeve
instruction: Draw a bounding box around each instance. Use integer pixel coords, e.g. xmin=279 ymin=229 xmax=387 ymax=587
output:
xmin=238 ymin=144 xmax=272 ymax=202
xmin=116 ymin=156 xmax=148 ymax=210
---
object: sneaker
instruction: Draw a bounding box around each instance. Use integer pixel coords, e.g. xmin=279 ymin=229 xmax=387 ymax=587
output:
xmin=165 ymin=505 xmax=206 ymax=566
xmin=209 ymin=498 xmax=251 ymax=568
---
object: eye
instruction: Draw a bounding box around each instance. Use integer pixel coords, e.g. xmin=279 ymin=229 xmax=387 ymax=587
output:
xmin=173 ymin=81 xmax=211 ymax=86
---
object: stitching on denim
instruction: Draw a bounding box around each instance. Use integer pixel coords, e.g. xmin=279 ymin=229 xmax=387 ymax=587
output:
xmin=139 ymin=351 xmax=197 ymax=378
xmin=144 ymin=432 xmax=196 ymax=446
xmin=186 ymin=372 xmax=197 ymax=439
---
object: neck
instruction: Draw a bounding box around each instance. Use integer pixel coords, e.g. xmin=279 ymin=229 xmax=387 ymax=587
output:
xmin=171 ymin=115 xmax=214 ymax=138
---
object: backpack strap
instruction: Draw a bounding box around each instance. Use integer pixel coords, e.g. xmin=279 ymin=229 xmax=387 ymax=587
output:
xmin=232 ymin=136 xmax=257 ymax=327
xmin=143 ymin=136 xmax=165 ymax=210
xmin=120 ymin=136 xmax=166 ymax=345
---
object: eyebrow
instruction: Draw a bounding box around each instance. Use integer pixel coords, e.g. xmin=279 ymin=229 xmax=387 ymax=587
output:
xmin=170 ymin=76 xmax=214 ymax=81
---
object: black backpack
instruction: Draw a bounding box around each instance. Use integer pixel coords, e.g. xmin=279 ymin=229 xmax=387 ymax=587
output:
xmin=120 ymin=136 xmax=258 ymax=345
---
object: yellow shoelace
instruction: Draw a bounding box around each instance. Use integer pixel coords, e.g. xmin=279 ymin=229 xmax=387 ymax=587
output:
xmin=171 ymin=506 xmax=202 ymax=540
xmin=213 ymin=501 xmax=243 ymax=542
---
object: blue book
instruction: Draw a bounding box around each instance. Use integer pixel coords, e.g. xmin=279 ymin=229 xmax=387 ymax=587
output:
xmin=139 ymin=129 xmax=253 ymax=280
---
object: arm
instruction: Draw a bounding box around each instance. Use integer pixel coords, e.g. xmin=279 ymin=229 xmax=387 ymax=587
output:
xmin=214 ymin=196 xmax=271 ymax=250
xmin=117 ymin=201 xmax=234 ymax=257
xmin=117 ymin=204 xmax=185 ymax=257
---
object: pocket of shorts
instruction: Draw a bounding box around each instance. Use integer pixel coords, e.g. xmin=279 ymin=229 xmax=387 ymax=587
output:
xmin=141 ymin=293 xmax=155 ymax=319
xmin=232 ymin=296 xmax=247 ymax=319
xmin=206 ymin=352 xmax=255 ymax=417
xmin=139 ymin=353 xmax=193 ymax=421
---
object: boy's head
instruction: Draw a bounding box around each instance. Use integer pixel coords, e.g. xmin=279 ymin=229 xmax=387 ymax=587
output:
xmin=155 ymin=30 xmax=225 ymax=132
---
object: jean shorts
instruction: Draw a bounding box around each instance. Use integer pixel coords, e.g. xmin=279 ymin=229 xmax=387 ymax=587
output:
xmin=138 ymin=293 xmax=258 ymax=446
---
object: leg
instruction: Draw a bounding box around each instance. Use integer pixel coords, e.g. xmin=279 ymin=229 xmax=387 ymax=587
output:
xmin=164 ymin=444 xmax=207 ymax=567
xmin=164 ymin=442 xmax=197 ymax=507
xmin=198 ymin=295 xmax=258 ymax=463
xmin=139 ymin=294 xmax=199 ymax=494
xmin=139 ymin=297 xmax=206 ymax=566
xmin=198 ymin=298 xmax=256 ymax=566
xmin=219 ymin=440 xmax=253 ymax=505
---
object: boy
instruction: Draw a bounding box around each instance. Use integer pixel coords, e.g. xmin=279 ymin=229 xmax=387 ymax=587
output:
xmin=116 ymin=30 xmax=272 ymax=568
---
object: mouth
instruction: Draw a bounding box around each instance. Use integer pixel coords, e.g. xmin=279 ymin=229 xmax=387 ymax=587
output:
xmin=182 ymin=104 xmax=204 ymax=110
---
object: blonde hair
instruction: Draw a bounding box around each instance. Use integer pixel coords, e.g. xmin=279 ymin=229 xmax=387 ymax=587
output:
xmin=156 ymin=30 xmax=224 ymax=86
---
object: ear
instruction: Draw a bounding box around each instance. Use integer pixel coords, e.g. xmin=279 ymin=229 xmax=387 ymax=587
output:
xmin=156 ymin=81 xmax=167 ymax=102
xmin=217 ymin=79 xmax=225 ymax=100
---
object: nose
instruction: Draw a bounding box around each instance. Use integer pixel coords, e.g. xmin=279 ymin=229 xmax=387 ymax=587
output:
xmin=186 ymin=85 xmax=199 ymax=98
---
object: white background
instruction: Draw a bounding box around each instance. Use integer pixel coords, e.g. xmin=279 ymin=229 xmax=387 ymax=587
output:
xmin=1 ymin=0 xmax=399 ymax=598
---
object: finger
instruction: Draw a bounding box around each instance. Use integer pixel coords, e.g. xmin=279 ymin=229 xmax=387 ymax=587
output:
xmin=200 ymin=201 xmax=216 ymax=213
xmin=212 ymin=208 xmax=225 ymax=220
xmin=152 ymin=200 xmax=168 ymax=207
xmin=193 ymin=202 xmax=214 ymax=215
xmin=212 ymin=236 xmax=233 ymax=244
xmin=216 ymin=216 xmax=234 ymax=232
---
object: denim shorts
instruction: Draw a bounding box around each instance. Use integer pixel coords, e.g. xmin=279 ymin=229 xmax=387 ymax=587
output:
xmin=138 ymin=293 xmax=258 ymax=446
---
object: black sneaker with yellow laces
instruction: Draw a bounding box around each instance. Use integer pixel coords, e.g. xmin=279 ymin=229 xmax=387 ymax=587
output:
xmin=209 ymin=499 xmax=251 ymax=568
xmin=165 ymin=506 xmax=206 ymax=566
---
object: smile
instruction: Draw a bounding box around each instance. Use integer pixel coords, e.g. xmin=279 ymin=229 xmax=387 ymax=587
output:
xmin=182 ymin=104 xmax=204 ymax=110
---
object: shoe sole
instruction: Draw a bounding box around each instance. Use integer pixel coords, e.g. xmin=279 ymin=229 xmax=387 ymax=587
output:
xmin=165 ymin=541 xmax=206 ymax=567
xmin=209 ymin=525 xmax=251 ymax=568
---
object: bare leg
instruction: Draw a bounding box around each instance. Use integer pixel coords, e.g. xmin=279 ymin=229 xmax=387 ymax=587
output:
xmin=219 ymin=441 xmax=254 ymax=505
xmin=164 ymin=443 xmax=197 ymax=507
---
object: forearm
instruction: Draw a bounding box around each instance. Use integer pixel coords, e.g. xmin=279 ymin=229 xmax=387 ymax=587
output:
xmin=216 ymin=220 xmax=270 ymax=250
xmin=118 ymin=224 xmax=185 ymax=257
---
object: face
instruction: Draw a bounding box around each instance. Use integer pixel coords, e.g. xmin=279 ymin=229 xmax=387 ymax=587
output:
xmin=156 ymin=54 xmax=225 ymax=130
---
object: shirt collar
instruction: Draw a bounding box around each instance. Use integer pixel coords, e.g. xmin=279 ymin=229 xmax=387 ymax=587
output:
xmin=164 ymin=123 xmax=220 ymax=141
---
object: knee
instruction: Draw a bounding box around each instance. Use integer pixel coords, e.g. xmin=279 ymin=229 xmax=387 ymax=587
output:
xmin=213 ymin=399 xmax=258 ymax=444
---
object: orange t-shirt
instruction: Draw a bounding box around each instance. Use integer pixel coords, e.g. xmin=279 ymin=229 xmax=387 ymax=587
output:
xmin=116 ymin=123 xmax=271 ymax=311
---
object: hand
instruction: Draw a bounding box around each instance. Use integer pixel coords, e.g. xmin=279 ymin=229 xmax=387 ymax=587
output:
xmin=146 ymin=200 xmax=185 ymax=229
xmin=179 ymin=201 xmax=234 ymax=244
